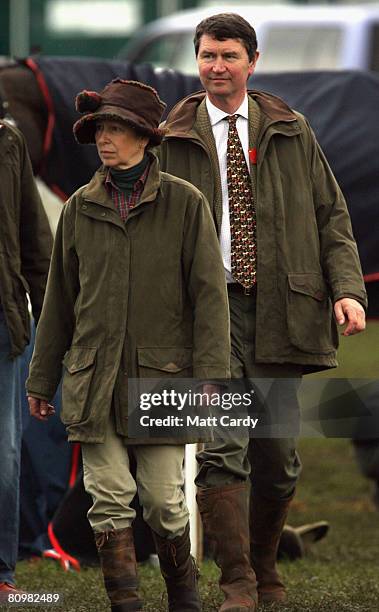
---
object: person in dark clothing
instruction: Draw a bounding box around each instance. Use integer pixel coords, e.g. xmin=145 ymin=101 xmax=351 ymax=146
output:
xmin=0 ymin=120 xmax=52 ymax=598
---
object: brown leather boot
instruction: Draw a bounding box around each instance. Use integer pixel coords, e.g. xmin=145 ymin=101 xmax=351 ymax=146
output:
xmin=250 ymin=494 xmax=292 ymax=605
xmin=95 ymin=527 xmax=143 ymax=611
xmin=197 ymin=483 xmax=258 ymax=612
xmin=152 ymin=523 xmax=201 ymax=612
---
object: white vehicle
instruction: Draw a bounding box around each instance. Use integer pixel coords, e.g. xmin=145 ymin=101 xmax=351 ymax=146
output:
xmin=121 ymin=4 xmax=379 ymax=74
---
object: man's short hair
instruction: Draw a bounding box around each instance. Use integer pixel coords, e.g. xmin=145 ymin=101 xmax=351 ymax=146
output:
xmin=194 ymin=13 xmax=258 ymax=60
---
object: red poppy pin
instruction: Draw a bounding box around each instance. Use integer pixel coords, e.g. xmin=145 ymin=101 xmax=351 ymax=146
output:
xmin=249 ymin=147 xmax=257 ymax=164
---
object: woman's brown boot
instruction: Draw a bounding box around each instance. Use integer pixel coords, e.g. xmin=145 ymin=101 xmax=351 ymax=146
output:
xmin=95 ymin=527 xmax=143 ymax=611
xmin=152 ymin=523 xmax=201 ymax=611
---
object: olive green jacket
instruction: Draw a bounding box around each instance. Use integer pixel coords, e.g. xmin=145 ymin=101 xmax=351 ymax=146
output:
xmin=26 ymin=156 xmax=230 ymax=443
xmin=0 ymin=121 xmax=52 ymax=357
xmin=159 ymin=91 xmax=367 ymax=372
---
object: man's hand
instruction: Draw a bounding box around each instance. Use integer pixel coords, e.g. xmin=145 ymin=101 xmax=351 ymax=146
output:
xmin=199 ymin=383 xmax=222 ymax=407
xmin=27 ymin=396 xmax=55 ymax=421
xmin=334 ymin=298 xmax=366 ymax=336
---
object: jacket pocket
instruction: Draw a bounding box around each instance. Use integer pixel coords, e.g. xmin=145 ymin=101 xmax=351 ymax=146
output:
xmin=61 ymin=346 xmax=97 ymax=424
xmin=137 ymin=347 xmax=193 ymax=378
xmin=286 ymin=273 xmax=337 ymax=354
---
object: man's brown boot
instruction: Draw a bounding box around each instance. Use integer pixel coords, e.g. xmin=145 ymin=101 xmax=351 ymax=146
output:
xmin=250 ymin=494 xmax=292 ymax=605
xmin=197 ymin=483 xmax=258 ymax=612
xmin=95 ymin=527 xmax=143 ymax=611
xmin=152 ymin=523 xmax=201 ymax=612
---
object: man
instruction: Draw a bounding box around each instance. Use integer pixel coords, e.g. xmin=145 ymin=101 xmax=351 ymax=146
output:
xmin=159 ymin=13 xmax=367 ymax=612
xmin=0 ymin=119 xmax=52 ymax=597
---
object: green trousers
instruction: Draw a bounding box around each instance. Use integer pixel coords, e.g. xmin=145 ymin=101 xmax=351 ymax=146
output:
xmin=196 ymin=290 xmax=302 ymax=500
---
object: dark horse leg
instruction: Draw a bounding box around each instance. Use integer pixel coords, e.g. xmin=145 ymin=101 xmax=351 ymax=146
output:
xmin=0 ymin=63 xmax=47 ymax=172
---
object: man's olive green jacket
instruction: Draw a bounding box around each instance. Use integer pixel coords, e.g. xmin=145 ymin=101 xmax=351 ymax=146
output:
xmin=158 ymin=91 xmax=367 ymax=372
xmin=27 ymin=156 xmax=230 ymax=443
xmin=0 ymin=121 xmax=52 ymax=357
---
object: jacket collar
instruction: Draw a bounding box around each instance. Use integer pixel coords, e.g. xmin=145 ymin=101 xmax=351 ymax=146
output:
xmin=83 ymin=152 xmax=161 ymax=211
xmin=163 ymin=89 xmax=299 ymax=140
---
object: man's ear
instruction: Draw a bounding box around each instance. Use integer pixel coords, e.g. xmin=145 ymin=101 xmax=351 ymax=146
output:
xmin=251 ymin=51 xmax=260 ymax=68
xmin=248 ymin=51 xmax=260 ymax=77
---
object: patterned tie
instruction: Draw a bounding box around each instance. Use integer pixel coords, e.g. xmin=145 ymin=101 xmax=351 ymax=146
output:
xmin=226 ymin=114 xmax=257 ymax=289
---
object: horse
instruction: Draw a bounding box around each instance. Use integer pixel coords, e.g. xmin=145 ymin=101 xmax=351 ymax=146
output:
xmin=0 ymin=58 xmax=47 ymax=173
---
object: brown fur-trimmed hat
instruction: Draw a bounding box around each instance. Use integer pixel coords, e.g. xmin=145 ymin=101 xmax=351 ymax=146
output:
xmin=73 ymin=78 xmax=166 ymax=146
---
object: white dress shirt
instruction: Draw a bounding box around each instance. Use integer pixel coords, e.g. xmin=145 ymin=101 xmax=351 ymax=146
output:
xmin=205 ymin=95 xmax=250 ymax=283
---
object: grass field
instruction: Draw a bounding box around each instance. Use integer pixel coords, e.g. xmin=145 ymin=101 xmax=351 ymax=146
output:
xmin=5 ymin=437 xmax=378 ymax=612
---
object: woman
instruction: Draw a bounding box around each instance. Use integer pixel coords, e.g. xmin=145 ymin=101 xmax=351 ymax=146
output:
xmin=26 ymin=78 xmax=230 ymax=611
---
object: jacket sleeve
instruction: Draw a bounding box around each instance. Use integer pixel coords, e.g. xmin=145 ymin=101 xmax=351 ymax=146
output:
xmin=302 ymin=116 xmax=367 ymax=308
xmin=19 ymin=134 xmax=53 ymax=321
xmin=182 ymin=189 xmax=231 ymax=379
xmin=26 ymin=196 xmax=79 ymax=400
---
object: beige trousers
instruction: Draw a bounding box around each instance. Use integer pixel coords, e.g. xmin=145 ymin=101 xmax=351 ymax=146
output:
xmin=81 ymin=416 xmax=189 ymax=538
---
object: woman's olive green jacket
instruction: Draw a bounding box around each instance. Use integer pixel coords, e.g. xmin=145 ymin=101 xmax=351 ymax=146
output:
xmin=26 ymin=156 xmax=230 ymax=443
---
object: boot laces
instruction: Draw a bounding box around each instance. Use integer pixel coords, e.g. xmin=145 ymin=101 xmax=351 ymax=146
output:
xmin=165 ymin=541 xmax=178 ymax=567
xmin=95 ymin=528 xmax=118 ymax=550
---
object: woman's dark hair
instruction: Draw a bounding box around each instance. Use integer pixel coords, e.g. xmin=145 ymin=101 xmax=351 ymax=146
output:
xmin=194 ymin=13 xmax=258 ymax=60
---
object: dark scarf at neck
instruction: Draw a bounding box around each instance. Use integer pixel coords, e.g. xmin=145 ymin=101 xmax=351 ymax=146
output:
xmin=109 ymin=153 xmax=149 ymax=194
